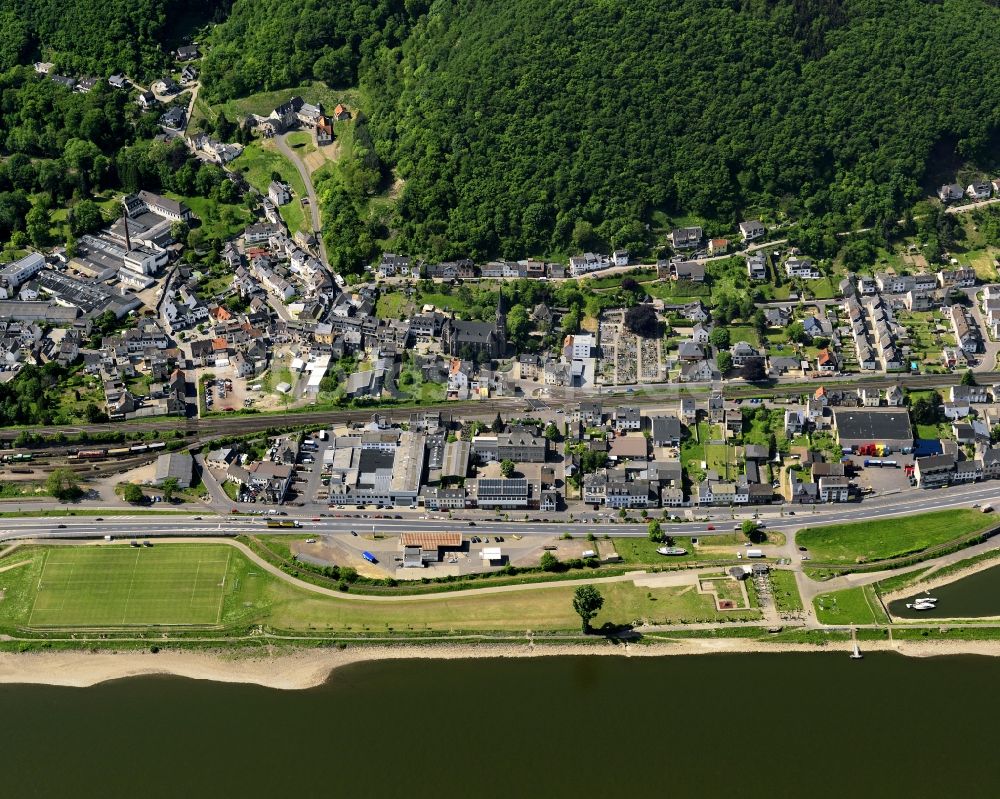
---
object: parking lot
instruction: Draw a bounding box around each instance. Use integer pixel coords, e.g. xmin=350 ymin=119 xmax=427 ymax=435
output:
xmin=291 ymin=530 xmax=554 ymax=580
xmin=851 ymin=454 xmax=916 ymax=495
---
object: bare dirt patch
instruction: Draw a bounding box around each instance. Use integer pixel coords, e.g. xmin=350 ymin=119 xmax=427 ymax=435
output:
xmin=303 ymin=140 xmax=341 ymax=173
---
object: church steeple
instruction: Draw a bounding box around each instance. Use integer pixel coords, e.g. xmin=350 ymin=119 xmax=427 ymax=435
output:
xmin=494 ymin=284 xmax=507 ymax=356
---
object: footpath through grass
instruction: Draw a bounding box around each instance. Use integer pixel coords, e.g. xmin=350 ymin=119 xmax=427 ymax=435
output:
xmin=796 ymin=509 xmax=993 ymax=565
xmin=0 ymin=543 xmax=762 ymax=634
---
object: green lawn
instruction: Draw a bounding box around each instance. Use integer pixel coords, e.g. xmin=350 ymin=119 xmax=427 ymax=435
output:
xmin=165 ymin=194 xmax=253 ymax=243
xmin=285 ymin=131 xmax=317 ymax=157
xmin=614 ymin=534 xmax=751 ymax=565
xmin=916 ymin=422 xmax=952 ymax=441
xmin=796 ymin=509 xmax=992 ymax=565
xmin=769 ymin=569 xmax=803 ymax=613
xmin=376 ymin=292 xmax=413 ymax=320
xmin=26 ymin=545 xmax=231 ymax=627
xmin=728 ymin=326 xmax=761 ymax=347
xmin=416 ymin=290 xmax=478 ymax=315
xmin=55 ymin=370 xmax=106 ymax=423
xmin=232 ymin=141 xmax=308 ymax=233
xmin=0 ymin=543 xmax=760 ymax=632
xmin=814 ymin=585 xmax=888 ymax=625
xmin=210 ymin=82 xmax=354 ymax=122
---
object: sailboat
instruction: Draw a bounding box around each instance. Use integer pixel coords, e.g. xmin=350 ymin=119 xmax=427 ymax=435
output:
xmin=849 ymin=627 xmax=863 ymax=659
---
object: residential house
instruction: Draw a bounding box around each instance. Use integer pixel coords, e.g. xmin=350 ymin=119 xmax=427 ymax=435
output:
xmin=695 ymin=479 xmax=737 ymax=506
xmin=746 ymin=253 xmax=767 ymax=281
xmin=816 ymin=349 xmax=837 ymax=372
xmin=937 ymin=183 xmax=964 ymax=202
xmin=784 ymin=410 xmax=804 ymax=436
xmin=938 ymin=268 xmax=976 ymax=288
xmin=316 ymin=116 xmax=333 ymax=145
xmin=725 ymin=408 xmax=744 ymax=436
xmin=159 ymin=106 xmax=187 ymax=130
xmin=967 ymin=182 xmax=992 ymax=200
xmin=681 ymin=301 xmax=709 ymax=322
xmin=614 ymin=406 xmax=642 ymax=432
xmin=679 ymin=397 xmax=697 ymax=424
xmin=568 ymin=252 xmax=606 ymax=277
xmin=739 ymin=220 xmax=766 ymax=243
xmin=785 ymin=257 xmax=821 ymax=279
xmin=670 ymin=227 xmax=703 ymax=249
xmin=678 ymin=359 xmax=720 ymax=382
xmin=818 ymin=475 xmax=850 ymax=502
xmin=268 ymin=181 xmax=291 ymax=206
xmin=914 ymin=454 xmax=956 ymax=488
xmin=730 ymin=341 xmax=759 ymax=367
xmin=709 ymin=392 xmax=724 ymax=424
xmin=982 ymin=449 xmax=1000 ymax=480
xmin=672 ymin=261 xmax=706 ymax=282
xmin=690 ymin=323 xmax=711 ymax=344
xmin=678 ymin=341 xmax=706 ymax=361
xmin=649 ymin=415 xmax=682 ymax=447
xmin=951 ymin=384 xmax=989 ymax=404
xmin=708 ymin=238 xmax=729 ymax=256
xmin=950 ymin=304 xmax=979 ymax=353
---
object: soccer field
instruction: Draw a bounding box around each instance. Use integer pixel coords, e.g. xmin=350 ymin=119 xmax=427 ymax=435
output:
xmin=28 ymin=545 xmax=232 ymax=627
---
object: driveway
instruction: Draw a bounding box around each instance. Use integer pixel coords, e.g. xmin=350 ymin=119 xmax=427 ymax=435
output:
xmin=275 ymin=132 xmax=330 ymax=267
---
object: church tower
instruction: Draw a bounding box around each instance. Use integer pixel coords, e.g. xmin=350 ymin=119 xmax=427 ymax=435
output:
xmin=494 ymin=285 xmax=507 ymax=356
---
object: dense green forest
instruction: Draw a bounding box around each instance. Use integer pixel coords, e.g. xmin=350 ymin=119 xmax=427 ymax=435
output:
xmin=359 ymin=0 xmax=1000 ymax=260
xmin=200 ymin=0 xmax=426 ymax=102
xmin=5 ymin=0 xmax=1000 ymax=266
xmin=0 ymin=0 xmax=225 ymax=77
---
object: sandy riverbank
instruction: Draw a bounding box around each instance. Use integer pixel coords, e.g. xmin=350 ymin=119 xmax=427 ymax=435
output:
xmin=3 ymin=638 xmax=1000 ymax=690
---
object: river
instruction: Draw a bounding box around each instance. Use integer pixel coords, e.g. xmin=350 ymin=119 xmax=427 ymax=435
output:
xmin=3 ymin=654 xmax=1000 ymax=797
xmin=889 ymin=562 xmax=1000 ymax=619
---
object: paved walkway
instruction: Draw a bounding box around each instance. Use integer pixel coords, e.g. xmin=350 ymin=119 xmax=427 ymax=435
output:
xmin=275 ymin=132 xmax=329 ymax=266
xmin=80 ymin=536 xmax=656 ymax=603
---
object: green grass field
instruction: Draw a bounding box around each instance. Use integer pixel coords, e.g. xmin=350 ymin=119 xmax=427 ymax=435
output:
xmin=769 ymin=569 xmax=804 ymax=613
xmin=814 ymin=585 xmax=889 ymax=625
xmin=28 ymin=546 xmax=231 ymax=627
xmin=232 ymin=141 xmax=308 ymax=233
xmin=796 ymin=509 xmax=992 ymax=565
xmin=0 ymin=543 xmax=761 ymax=632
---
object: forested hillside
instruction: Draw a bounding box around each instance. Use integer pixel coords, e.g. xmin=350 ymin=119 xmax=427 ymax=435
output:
xmin=200 ymin=0 xmax=426 ymax=102
xmin=0 ymin=0 xmax=224 ymax=77
xmin=360 ymin=0 xmax=1000 ymax=259
xmin=5 ymin=0 xmax=1000 ymax=265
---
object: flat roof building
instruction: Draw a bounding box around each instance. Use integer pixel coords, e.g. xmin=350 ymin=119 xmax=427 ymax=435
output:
xmin=154 ymin=452 xmax=193 ymax=488
xmin=833 ymin=408 xmax=913 ymax=451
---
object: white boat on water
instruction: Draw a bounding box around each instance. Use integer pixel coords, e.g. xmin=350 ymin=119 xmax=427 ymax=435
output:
xmin=906 ymin=601 xmax=936 ymax=611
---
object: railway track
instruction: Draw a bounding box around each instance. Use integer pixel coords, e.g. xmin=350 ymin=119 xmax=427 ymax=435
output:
xmin=1 ymin=371 xmax=991 ymax=442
